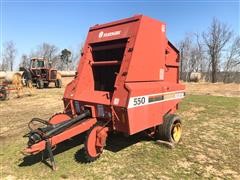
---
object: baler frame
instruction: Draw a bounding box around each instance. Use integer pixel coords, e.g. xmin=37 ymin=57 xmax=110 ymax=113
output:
xmin=23 ymin=15 xmax=185 ymax=170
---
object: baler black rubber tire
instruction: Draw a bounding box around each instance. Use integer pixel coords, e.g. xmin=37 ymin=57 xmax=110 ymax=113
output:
xmin=156 ymin=114 xmax=182 ymax=144
xmin=36 ymin=80 xmax=44 ymax=89
xmin=83 ymin=123 xmax=104 ymax=163
xmin=156 ymin=122 xmax=165 ymax=140
xmin=55 ymin=79 xmax=62 ymax=88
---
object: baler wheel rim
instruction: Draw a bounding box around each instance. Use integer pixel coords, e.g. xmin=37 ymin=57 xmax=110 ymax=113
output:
xmin=171 ymin=122 xmax=182 ymax=143
xmin=84 ymin=124 xmax=108 ymax=162
xmin=155 ymin=114 xmax=182 ymax=144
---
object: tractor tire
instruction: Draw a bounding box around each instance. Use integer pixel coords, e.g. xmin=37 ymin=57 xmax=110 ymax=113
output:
xmin=36 ymin=80 xmax=44 ymax=89
xmin=0 ymin=86 xmax=9 ymax=101
xmin=44 ymin=82 xmax=49 ymax=88
xmin=55 ymin=79 xmax=62 ymax=88
xmin=155 ymin=114 xmax=182 ymax=144
xmin=83 ymin=124 xmax=108 ymax=162
xmin=21 ymin=67 xmax=32 ymax=86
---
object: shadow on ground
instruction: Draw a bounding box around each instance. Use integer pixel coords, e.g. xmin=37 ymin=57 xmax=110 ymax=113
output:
xmin=19 ymin=132 xmax=151 ymax=167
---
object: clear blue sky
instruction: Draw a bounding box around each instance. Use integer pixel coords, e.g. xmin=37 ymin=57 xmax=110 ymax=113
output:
xmin=0 ymin=0 xmax=239 ymax=69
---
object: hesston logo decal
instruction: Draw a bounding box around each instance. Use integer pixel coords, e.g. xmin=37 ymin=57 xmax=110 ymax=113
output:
xmin=98 ymin=30 xmax=121 ymax=38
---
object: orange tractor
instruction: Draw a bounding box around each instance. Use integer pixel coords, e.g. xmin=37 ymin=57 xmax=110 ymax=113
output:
xmin=21 ymin=58 xmax=62 ymax=89
xmin=23 ymin=15 xmax=185 ymax=170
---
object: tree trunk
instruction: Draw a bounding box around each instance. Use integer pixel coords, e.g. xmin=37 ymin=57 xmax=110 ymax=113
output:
xmin=212 ymin=61 xmax=217 ymax=83
xmin=11 ymin=62 xmax=13 ymax=71
xmin=211 ymin=54 xmax=217 ymax=83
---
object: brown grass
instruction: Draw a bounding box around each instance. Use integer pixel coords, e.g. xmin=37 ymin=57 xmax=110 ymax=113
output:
xmin=184 ymin=82 xmax=240 ymax=97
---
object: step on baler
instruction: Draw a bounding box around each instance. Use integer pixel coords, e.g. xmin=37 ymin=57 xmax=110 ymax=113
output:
xmin=23 ymin=15 xmax=185 ymax=170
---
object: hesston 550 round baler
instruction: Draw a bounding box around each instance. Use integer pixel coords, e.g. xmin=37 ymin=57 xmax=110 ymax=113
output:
xmin=23 ymin=15 xmax=185 ymax=170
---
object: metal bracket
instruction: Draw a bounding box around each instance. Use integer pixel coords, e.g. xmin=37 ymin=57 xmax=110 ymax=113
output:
xmin=45 ymin=139 xmax=56 ymax=171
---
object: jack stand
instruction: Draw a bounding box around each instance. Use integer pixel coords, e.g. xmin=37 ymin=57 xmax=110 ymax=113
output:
xmin=45 ymin=139 xmax=56 ymax=171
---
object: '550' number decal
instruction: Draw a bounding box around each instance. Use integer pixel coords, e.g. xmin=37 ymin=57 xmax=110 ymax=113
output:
xmin=133 ymin=97 xmax=146 ymax=106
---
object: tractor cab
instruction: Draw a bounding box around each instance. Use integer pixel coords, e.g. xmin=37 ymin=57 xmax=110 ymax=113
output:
xmin=30 ymin=58 xmax=48 ymax=69
xmin=29 ymin=58 xmax=49 ymax=79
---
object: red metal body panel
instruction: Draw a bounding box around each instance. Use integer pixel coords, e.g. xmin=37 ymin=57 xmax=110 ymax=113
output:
xmin=125 ymin=16 xmax=167 ymax=82
xmin=62 ymin=14 xmax=185 ymax=135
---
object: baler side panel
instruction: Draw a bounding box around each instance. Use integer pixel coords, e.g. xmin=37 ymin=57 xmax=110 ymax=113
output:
xmin=126 ymin=16 xmax=167 ymax=82
xmin=165 ymin=41 xmax=179 ymax=67
xmin=122 ymin=82 xmax=184 ymax=135
xmin=164 ymin=41 xmax=180 ymax=83
xmin=111 ymin=22 xmax=141 ymax=108
xmin=124 ymin=82 xmax=164 ymax=134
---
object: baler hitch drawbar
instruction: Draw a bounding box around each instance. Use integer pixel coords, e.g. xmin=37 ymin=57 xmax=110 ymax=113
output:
xmin=24 ymin=110 xmax=91 ymax=170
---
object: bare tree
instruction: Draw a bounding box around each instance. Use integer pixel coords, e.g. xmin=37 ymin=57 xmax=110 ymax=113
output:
xmin=69 ymin=47 xmax=82 ymax=71
xmin=30 ymin=42 xmax=59 ymax=68
xmin=202 ymin=18 xmax=233 ymax=83
xmin=2 ymin=41 xmax=17 ymax=71
xmin=178 ymin=33 xmax=205 ymax=81
xmin=195 ymin=33 xmax=206 ymax=72
xmin=178 ymin=34 xmax=193 ymax=81
xmin=29 ymin=43 xmax=80 ymax=70
xmin=30 ymin=43 xmax=58 ymax=60
xmin=178 ymin=41 xmax=185 ymax=80
xmin=0 ymin=55 xmax=6 ymax=71
xmin=223 ymin=36 xmax=240 ymax=82
xmin=19 ymin=54 xmax=30 ymax=68
xmin=69 ymin=48 xmax=81 ymax=71
xmin=40 ymin=43 xmax=58 ymax=61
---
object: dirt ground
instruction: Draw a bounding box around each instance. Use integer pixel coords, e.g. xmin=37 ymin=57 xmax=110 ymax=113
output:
xmin=0 ymin=78 xmax=239 ymax=179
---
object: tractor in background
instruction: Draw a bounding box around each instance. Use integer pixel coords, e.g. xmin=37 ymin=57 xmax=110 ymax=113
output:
xmin=20 ymin=58 xmax=62 ymax=89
